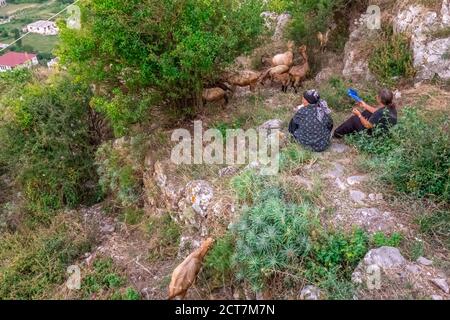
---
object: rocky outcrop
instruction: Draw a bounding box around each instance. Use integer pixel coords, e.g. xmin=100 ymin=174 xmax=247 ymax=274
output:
xmin=393 ymin=1 xmax=450 ymax=81
xmin=352 ymin=247 xmax=450 ymax=299
xmin=342 ymin=14 xmax=377 ymax=82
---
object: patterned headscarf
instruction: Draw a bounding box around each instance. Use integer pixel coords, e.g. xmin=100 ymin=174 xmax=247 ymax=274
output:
xmin=303 ymin=89 xmax=331 ymax=122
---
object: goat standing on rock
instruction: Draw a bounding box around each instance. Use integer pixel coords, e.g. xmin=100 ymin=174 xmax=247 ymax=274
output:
xmin=168 ymin=238 xmax=214 ymax=300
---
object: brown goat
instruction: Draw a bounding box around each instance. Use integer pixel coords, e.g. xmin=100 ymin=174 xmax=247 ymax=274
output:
xmin=317 ymin=24 xmax=336 ymax=53
xmin=289 ymin=45 xmax=309 ymax=94
xmin=271 ymin=40 xmax=294 ymax=67
xmin=168 ymin=238 xmax=214 ymax=300
xmin=259 ymin=64 xmax=290 ymax=86
xmin=272 ymin=72 xmax=291 ymax=93
xmin=202 ymin=87 xmax=229 ymax=106
xmin=226 ymin=70 xmax=261 ymax=92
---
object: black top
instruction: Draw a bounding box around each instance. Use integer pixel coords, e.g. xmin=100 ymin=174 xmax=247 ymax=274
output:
xmin=288 ymin=104 xmax=334 ymax=152
xmin=368 ymin=107 xmax=397 ymax=132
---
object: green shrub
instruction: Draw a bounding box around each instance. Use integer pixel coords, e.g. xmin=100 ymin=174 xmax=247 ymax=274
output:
xmin=369 ymin=27 xmax=415 ymax=86
xmin=280 ymin=142 xmax=314 ymax=171
xmin=310 ymin=228 xmax=369 ymax=275
xmin=81 ymin=257 xmax=140 ymax=300
xmin=0 ymin=75 xmax=97 ymax=212
xmin=204 ymin=234 xmax=235 ymax=286
xmin=231 ymin=188 xmax=313 ymax=291
xmin=347 ymin=107 xmax=450 ymax=201
xmin=371 ymin=232 xmax=403 ymax=248
xmin=58 ymin=0 xmax=264 ymax=136
xmin=230 ymin=169 xmax=267 ymax=204
xmin=146 ymin=213 xmax=181 ymax=260
xmin=95 ymin=139 xmax=145 ymax=208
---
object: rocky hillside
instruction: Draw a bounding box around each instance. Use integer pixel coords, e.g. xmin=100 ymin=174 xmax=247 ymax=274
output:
xmin=0 ymin=0 xmax=448 ymax=300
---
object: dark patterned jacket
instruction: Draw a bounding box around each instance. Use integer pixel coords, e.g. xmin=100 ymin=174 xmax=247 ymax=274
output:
xmin=288 ymin=104 xmax=334 ymax=152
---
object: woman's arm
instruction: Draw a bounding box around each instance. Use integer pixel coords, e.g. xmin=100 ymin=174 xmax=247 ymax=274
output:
xmin=353 ymin=108 xmax=374 ymax=129
xmin=358 ymin=101 xmax=378 ymax=114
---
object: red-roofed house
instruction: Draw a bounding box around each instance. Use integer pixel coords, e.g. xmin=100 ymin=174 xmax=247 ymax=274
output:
xmin=0 ymin=51 xmax=38 ymax=72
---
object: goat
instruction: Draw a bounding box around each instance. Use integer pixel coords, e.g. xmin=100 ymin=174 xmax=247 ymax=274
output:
xmin=289 ymin=45 xmax=309 ymax=94
xmin=226 ymin=70 xmax=261 ymax=92
xmin=272 ymin=72 xmax=291 ymax=93
xmin=202 ymin=87 xmax=229 ymax=106
xmin=271 ymin=40 xmax=294 ymax=67
xmin=259 ymin=64 xmax=290 ymax=86
xmin=317 ymin=24 xmax=336 ymax=53
xmin=168 ymin=238 xmax=214 ymax=300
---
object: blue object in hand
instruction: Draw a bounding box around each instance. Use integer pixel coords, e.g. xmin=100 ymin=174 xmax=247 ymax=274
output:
xmin=347 ymin=88 xmax=363 ymax=103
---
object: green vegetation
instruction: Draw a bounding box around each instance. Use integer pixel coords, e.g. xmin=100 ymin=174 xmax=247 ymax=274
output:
xmin=81 ymin=257 xmax=141 ymax=300
xmin=58 ymin=0 xmax=265 ymax=136
xmin=146 ymin=213 xmax=182 ymax=261
xmin=371 ymin=232 xmax=403 ymax=248
xmin=231 ymin=188 xmax=313 ymax=291
xmin=0 ymin=214 xmax=93 ymax=299
xmin=368 ymin=27 xmax=415 ymax=86
xmin=347 ymin=107 xmax=450 ymax=202
xmin=0 ymin=73 xmax=98 ymax=213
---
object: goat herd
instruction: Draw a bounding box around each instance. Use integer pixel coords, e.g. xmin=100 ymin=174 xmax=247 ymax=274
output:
xmin=202 ymin=40 xmax=311 ymax=106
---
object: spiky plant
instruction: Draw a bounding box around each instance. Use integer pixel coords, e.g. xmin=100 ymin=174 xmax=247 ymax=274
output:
xmin=231 ymin=188 xmax=314 ymax=291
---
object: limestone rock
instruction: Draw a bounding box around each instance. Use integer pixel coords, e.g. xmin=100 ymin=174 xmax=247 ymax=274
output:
xmin=272 ymin=13 xmax=292 ymax=41
xmin=363 ymin=247 xmax=407 ymax=270
xmin=325 ymin=163 xmax=345 ymax=179
xmin=350 ymin=189 xmax=366 ymax=204
xmin=417 ymin=256 xmax=433 ymax=266
xmin=330 ymin=143 xmax=349 ymax=154
xmin=347 ymin=175 xmax=367 ymax=186
xmin=180 ymin=180 xmax=214 ymax=218
xmin=299 ymin=285 xmax=322 ymax=300
xmin=259 ymin=119 xmax=283 ymax=131
xmin=431 ymin=278 xmax=449 ymax=294
xmin=393 ymin=3 xmax=450 ymax=81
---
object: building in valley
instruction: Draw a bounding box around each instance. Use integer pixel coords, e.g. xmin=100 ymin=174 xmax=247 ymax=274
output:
xmin=0 ymin=51 xmax=38 ymax=72
xmin=26 ymin=20 xmax=58 ymax=35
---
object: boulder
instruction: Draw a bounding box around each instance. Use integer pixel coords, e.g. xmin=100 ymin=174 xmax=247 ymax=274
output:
xmin=393 ymin=2 xmax=450 ymax=81
xmin=153 ymin=160 xmax=185 ymax=211
xmin=259 ymin=119 xmax=283 ymax=131
xmin=272 ymin=13 xmax=292 ymax=41
xmin=362 ymin=247 xmax=407 ymax=270
xmin=342 ymin=14 xmax=377 ymax=82
xmin=299 ymin=285 xmax=322 ymax=300
xmin=431 ymin=278 xmax=450 ymax=294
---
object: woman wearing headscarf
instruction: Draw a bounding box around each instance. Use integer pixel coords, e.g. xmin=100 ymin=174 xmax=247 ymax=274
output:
xmin=334 ymin=88 xmax=398 ymax=138
xmin=288 ymin=89 xmax=333 ymax=152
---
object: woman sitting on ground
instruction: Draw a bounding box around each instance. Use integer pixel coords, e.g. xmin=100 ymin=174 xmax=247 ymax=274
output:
xmin=334 ymin=88 xmax=398 ymax=138
xmin=288 ymin=89 xmax=333 ymax=152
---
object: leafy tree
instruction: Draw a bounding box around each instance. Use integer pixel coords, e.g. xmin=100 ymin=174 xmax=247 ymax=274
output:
xmin=57 ymin=0 xmax=264 ymax=136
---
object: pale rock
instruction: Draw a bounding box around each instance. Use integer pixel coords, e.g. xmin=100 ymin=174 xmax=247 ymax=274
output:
xmin=405 ymin=264 xmax=421 ymax=274
xmin=347 ymin=175 xmax=367 ymax=186
xmin=362 ymin=247 xmax=407 ymax=270
xmin=219 ymin=166 xmax=239 ymax=177
xmin=350 ymin=189 xmax=366 ymax=204
xmin=259 ymin=119 xmax=283 ymax=131
xmin=299 ymin=285 xmax=322 ymax=300
xmin=417 ymin=256 xmax=433 ymax=266
xmin=393 ymin=4 xmax=450 ymax=81
xmin=272 ymin=13 xmax=292 ymax=41
xmin=325 ymin=163 xmax=345 ymax=179
xmin=432 ymin=295 xmax=443 ymax=300
xmin=431 ymin=278 xmax=449 ymax=294
xmin=180 ymin=180 xmax=214 ymax=218
xmin=330 ymin=143 xmax=349 ymax=154
xmin=335 ymin=178 xmax=347 ymax=191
